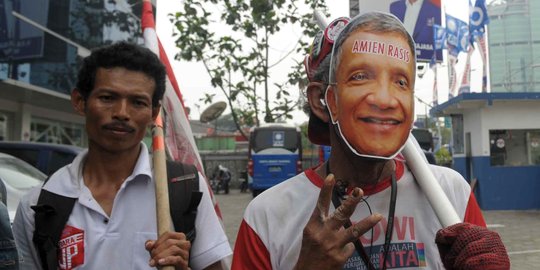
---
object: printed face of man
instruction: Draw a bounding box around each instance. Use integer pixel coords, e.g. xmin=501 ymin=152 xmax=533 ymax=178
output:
xmin=327 ymin=30 xmax=415 ymax=157
xmin=73 ymin=67 xmax=159 ymax=153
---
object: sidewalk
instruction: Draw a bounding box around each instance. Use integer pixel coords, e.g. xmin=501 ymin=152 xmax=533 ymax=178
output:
xmin=483 ymin=210 xmax=540 ymax=269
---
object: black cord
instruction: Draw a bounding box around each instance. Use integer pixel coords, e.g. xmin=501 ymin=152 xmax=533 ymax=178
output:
xmin=327 ymin=161 xmax=376 ymax=270
xmin=381 ymin=171 xmax=397 ymax=270
xmin=361 ymin=197 xmax=375 ymax=260
xmin=327 ymin=161 xmax=397 ymax=270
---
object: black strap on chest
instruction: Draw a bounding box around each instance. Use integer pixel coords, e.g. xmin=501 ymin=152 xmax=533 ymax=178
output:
xmin=32 ymin=187 xmax=76 ymax=270
xmin=31 ymin=160 xmax=202 ymax=270
xmin=165 ymin=160 xmax=202 ymax=242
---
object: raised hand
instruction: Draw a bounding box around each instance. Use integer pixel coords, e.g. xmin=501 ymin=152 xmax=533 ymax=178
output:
xmin=294 ymin=174 xmax=383 ymax=270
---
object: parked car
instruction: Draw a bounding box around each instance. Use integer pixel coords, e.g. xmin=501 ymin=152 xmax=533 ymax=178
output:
xmin=0 ymin=152 xmax=46 ymax=222
xmin=0 ymin=141 xmax=84 ymax=176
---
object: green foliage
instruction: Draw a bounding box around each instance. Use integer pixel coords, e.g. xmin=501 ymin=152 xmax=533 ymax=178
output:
xmin=170 ymin=0 xmax=328 ymax=138
xmin=435 ymin=147 xmax=453 ymax=167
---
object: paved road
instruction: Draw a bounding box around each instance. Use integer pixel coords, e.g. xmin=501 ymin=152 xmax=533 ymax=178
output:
xmin=216 ymin=189 xmax=540 ymax=269
xmin=214 ymin=189 xmax=253 ymax=249
xmin=484 ymin=210 xmax=540 ymax=269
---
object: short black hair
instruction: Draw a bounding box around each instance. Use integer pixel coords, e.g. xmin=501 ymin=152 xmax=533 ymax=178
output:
xmin=75 ymin=41 xmax=166 ymax=107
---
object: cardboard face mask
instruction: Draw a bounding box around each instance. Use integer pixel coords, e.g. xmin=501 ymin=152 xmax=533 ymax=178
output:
xmin=327 ymin=24 xmax=415 ymax=160
xmin=351 ymin=39 xmax=411 ymax=63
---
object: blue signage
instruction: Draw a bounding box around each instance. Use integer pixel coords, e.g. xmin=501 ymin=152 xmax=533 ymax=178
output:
xmin=0 ymin=0 xmax=48 ymax=61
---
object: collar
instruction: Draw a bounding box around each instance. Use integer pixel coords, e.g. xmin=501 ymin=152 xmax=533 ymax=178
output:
xmin=305 ymin=159 xmax=404 ymax=196
xmin=43 ymin=143 xmax=153 ymax=198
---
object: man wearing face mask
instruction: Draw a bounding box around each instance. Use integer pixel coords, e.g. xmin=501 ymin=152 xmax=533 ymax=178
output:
xmin=232 ymin=12 xmax=509 ymax=270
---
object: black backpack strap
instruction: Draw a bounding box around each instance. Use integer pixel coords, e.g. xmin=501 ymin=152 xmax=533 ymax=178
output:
xmin=31 ymin=189 xmax=77 ymax=270
xmin=166 ymin=160 xmax=202 ymax=243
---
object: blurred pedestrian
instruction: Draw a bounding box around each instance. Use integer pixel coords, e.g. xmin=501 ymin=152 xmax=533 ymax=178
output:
xmin=217 ymin=165 xmax=231 ymax=194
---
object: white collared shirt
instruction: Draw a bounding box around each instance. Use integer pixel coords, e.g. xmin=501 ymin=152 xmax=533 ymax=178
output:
xmin=403 ymin=0 xmax=424 ymax=34
xmin=13 ymin=143 xmax=231 ymax=270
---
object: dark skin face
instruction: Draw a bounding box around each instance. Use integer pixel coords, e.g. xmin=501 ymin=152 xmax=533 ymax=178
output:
xmin=72 ymin=67 xmax=160 ymax=155
xmin=71 ymin=67 xmax=211 ymax=269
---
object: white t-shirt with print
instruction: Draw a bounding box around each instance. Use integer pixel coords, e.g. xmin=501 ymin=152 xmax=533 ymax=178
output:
xmin=232 ymin=160 xmax=485 ymax=270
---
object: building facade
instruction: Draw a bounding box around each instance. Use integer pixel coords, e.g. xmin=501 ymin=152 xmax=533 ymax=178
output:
xmin=488 ymin=0 xmax=540 ymax=92
xmin=0 ymin=0 xmax=144 ymax=146
xmin=432 ymin=93 xmax=540 ymax=210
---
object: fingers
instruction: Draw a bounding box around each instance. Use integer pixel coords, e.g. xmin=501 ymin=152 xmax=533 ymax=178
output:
xmin=341 ymin=214 xmax=383 ymax=245
xmin=313 ymin=173 xmax=336 ymax=222
xmin=147 ymin=232 xmax=191 ymax=269
xmin=145 ymin=240 xmax=154 ymax=252
xmin=326 ymin=187 xmax=364 ymax=230
xmin=150 ymin=251 xmax=189 ymax=269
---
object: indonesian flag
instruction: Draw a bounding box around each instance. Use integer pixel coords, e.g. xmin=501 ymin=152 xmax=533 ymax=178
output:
xmin=141 ymin=0 xmax=223 ymax=219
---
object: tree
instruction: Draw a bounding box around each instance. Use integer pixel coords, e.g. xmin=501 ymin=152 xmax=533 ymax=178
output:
xmin=170 ymin=0 xmax=328 ymax=139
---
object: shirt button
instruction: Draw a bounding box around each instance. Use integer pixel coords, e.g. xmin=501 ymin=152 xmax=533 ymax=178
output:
xmin=104 ymin=218 xmax=109 ymax=224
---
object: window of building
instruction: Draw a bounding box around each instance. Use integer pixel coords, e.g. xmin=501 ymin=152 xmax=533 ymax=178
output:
xmin=30 ymin=117 xmax=86 ymax=147
xmin=452 ymin=115 xmax=464 ymax=154
xmin=0 ymin=111 xmax=12 ymax=141
xmin=490 ymin=129 xmax=540 ymax=167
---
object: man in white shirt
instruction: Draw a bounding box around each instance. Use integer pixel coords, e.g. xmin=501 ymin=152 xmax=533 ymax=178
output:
xmin=13 ymin=42 xmax=232 ymax=270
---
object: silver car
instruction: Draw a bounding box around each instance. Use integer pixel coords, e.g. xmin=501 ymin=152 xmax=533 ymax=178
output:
xmin=0 ymin=152 xmax=46 ymax=222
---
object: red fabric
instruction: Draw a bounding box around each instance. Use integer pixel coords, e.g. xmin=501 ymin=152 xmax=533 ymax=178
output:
xmin=141 ymin=0 xmax=222 ymax=219
xmin=464 ymin=193 xmax=486 ymax=227
xmin=436 ymin=223 xmax=510 ymax=270
xmin=232 ymin=220 xmax=272 ymax=270
xmin=305 ymin=160 xmax=405 ymax=196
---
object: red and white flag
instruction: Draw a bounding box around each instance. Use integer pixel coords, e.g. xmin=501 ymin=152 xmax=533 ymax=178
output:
xmin=141 ymin=0 xmax=223 ymax=219
xmin=458 ymin=46 xmax=474 ymax=95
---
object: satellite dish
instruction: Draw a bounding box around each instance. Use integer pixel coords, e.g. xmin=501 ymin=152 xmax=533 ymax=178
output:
xmin=200 ymin=101 xmax=227 ymax=123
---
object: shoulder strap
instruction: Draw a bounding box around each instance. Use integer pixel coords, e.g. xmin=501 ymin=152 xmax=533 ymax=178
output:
xmin=32 ymin=188 xmax=77 ymax=270
xmin=32 ymin=161 xmax=202 ymax=270
xmin=165 ymin=160 xmax=202 ymax=242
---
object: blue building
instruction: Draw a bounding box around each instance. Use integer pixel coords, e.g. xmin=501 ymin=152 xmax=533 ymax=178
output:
xmin=431 ymin=93 xmax=540 ymax=210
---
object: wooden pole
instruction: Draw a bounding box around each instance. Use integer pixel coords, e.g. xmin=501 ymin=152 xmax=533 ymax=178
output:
xmin=152 ymin=112 xmax=175 ymax=270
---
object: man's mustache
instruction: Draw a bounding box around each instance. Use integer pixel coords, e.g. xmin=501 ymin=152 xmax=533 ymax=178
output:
xmin=102 ymin=122 xmax=136 ymax=132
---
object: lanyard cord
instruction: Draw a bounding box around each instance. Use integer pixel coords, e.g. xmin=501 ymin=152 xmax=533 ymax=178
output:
xmin=327 ymin=161 xmax=397 ymax=270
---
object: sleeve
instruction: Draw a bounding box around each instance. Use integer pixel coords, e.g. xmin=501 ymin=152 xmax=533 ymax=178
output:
xmin=463 ymin=192 xmax=487 ymax=227
xmin=232 ymin=220 xmax=272 ymax=270
xmin=12 ymin=188 xmax=44 ymax=270
xmin=189 ymin=172 xmax=232 ymax=270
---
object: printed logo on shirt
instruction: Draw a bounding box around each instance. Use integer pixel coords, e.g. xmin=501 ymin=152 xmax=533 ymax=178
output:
xmin=344 ymin=242 xmax=427 ymax=269
xmin=58 ymin=225 xmax=84 ymax=270
xmin=344 ymin=216 xmax=427 ymax=269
